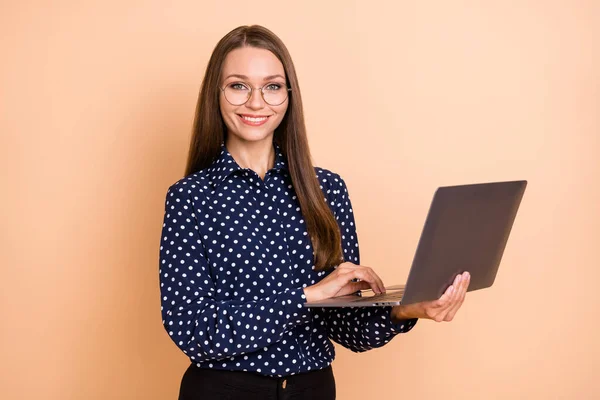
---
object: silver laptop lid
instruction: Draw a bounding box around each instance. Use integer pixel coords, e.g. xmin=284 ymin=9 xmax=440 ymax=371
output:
xmin=400 ymin=180 xmax=527 ymax=304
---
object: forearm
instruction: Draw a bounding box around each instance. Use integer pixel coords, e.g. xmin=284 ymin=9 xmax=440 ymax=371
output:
xmin=162 ymin=287 xmax=311 ymax=362
xmin=325 ymin=307 xmax=417 ymax=353
xmin=391 ymin=304 xmax=423 ymax=324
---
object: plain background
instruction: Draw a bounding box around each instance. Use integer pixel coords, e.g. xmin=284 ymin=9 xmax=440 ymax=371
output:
xmin=2 ymin=1 xmax=599 ymax=399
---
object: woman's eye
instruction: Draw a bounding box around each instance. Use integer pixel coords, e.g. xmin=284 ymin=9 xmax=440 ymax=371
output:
xmin=265 ymin=83 xmax=282 ymax=91
xmin=230 ymin=83 xmax=249 ymax=91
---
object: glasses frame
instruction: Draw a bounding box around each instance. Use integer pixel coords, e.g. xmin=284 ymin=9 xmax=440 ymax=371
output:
xmin=219 ymin=81 xmax=292 ymax=106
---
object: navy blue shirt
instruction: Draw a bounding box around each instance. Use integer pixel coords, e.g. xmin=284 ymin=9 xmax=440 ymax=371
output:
xmin=159 ymin=143 xmax=417 ymax=377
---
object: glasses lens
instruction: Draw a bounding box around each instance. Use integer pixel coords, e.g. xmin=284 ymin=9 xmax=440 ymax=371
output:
xmin=262 ymin=83 xmax=289 ymax=106
xmin=223 ymin=83 xmax=250 ymax=105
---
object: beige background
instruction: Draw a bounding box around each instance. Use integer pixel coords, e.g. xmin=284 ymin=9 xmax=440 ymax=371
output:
xmin=2 ymin=1 xmax=599 ymax=399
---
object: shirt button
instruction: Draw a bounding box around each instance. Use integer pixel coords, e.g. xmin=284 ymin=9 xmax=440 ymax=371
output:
xmin=282 ymin=379 xmax=287 ymax=389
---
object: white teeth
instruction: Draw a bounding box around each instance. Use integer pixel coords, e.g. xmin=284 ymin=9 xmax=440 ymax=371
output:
xmin=241 ymin=115 xmax=268 ymax=122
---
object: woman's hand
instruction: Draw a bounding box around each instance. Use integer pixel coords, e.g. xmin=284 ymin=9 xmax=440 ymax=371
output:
xmin=303 ymin=262 xmax=386 ymax=303
xmin=391 ymin=272 xmax=471 ymax=323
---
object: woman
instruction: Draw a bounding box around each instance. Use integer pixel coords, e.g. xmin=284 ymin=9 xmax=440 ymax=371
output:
xmin=159 ymin=25 xmax=470 ymax=400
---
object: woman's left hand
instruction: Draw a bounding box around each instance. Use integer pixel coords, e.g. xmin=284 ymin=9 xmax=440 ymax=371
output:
xmin=391 ymin=272 xmax=470 ymax=323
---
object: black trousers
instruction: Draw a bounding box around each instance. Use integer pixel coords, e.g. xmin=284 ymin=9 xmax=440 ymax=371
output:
xmin=178 ymin=364 xmax=336 ymax=400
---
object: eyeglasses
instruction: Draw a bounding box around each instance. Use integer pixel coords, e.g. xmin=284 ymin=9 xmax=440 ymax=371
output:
xmin=219 ymin=81 xmax=291 ymax=106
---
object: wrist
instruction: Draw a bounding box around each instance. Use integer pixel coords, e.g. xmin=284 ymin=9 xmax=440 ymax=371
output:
xmin=391 ymin=304 xmax=419 ymax=322
xmin=303 ymin=286 xmax=318 ymax=302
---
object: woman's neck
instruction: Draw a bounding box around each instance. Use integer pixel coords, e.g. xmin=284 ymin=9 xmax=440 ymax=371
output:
xmin=225 ymin=136 xmax=275 ymax=180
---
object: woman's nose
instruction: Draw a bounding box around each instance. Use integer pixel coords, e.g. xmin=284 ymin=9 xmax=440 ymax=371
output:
xmin=246 ymin=88 xmax=266 ymax=110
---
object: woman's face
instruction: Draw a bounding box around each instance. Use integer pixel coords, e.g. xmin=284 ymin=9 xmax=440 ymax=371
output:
xmin=219 ymin=47 xmax=289 ymax=145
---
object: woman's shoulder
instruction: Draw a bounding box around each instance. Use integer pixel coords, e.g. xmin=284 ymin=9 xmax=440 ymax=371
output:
xmin=164 ymin=170 xmax=211 ymax=199
xmin=313 ymin=166 xmax=350 ymax=197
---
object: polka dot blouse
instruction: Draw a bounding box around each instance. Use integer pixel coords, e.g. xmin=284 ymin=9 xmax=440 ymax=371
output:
xmin=159 ymin=142 xmax=417 ymax=377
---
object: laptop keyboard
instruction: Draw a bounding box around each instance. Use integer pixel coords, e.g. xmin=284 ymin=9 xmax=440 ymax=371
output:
xmin=353 ymin=289 xmax=405 ymax=303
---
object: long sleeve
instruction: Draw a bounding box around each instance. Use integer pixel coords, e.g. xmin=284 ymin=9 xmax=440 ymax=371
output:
xmin=158 ymin=183 xmax=312 ymax=364
xmin=320 ymin=173 xmax=418 ymax=353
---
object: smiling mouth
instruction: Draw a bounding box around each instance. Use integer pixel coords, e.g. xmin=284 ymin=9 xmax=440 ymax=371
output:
xmin=238 ymin=114 xmax=270 ymax=126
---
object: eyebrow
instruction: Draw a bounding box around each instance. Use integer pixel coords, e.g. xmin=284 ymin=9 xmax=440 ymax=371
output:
xmin=224 ymin=74 xmax=286 ymax=81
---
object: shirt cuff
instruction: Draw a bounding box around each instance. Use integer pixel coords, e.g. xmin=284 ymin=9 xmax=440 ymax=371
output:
xmin=280 ymin=287 xmax=312 ymax=326
xmin=388 ymin=307 xmax=419 ymax=333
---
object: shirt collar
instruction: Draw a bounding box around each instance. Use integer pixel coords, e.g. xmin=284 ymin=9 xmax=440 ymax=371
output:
xmin=207 ymin=142 xmax=288 ymax=188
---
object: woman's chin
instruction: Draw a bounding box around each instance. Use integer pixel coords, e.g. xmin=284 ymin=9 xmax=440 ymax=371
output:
xmin=229 ymin=128 xmax=273 ymax=143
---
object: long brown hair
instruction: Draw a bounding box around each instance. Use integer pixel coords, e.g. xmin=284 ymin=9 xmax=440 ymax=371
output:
xmin=184 ymin=25 xmax=343 ymax=271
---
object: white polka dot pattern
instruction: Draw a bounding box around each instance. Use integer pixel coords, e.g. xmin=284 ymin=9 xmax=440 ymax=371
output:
xmin=159 ymin=143 xmax=417 ymax=377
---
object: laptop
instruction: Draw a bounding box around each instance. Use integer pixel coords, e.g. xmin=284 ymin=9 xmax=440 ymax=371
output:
xmin=305 ymin=180 xmax=527 ymax=307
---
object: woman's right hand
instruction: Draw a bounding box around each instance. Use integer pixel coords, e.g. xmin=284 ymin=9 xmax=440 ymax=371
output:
xmin=303 ymin=262 xmax=386 ymax=302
